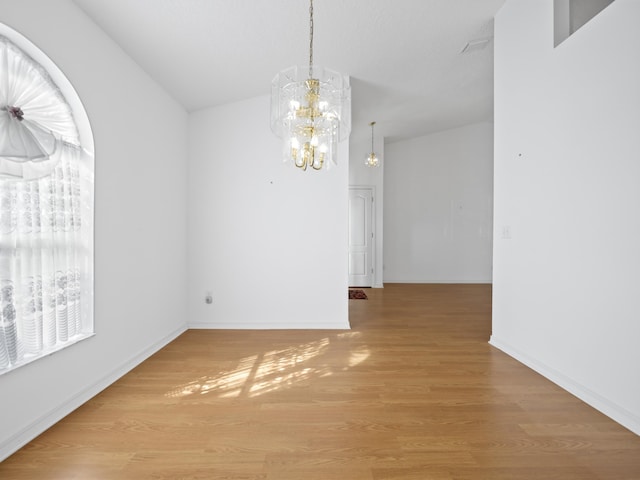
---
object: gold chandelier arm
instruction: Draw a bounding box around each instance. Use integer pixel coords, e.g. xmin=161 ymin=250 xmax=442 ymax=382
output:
xmin=312 ymin=156 xmax=324 ymax=170
xmin=295 ymin=154 xmax=307 ymax=171
xmin=296 ymin=143 xmax=311 ymax=171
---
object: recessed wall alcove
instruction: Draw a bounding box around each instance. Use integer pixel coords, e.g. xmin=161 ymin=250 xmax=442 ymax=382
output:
xmin=554 ymin=0 xmax=616 ymax=46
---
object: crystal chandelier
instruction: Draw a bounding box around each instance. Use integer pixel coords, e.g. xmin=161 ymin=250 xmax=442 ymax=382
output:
xmin=365 ymin=121 xmax=379 ymax=167
xmin=270 ymin=0 xmax=351 ymax=171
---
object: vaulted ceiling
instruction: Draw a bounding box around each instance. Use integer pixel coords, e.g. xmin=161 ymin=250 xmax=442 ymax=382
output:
xmin=72 ymin=0 xmax=506 ymax=142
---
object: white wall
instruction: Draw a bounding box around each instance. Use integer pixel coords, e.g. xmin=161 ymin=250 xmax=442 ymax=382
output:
xmin=187 ymin=95 xmax=349 ymax=329
xmin=492 ymin=0 xmax=640 ymax=434
xmin=349 ymin=128 xmax=384 ymax=288
xmin=0 ymin=0 xmax=188 ymax=459
xmin=383 ymin=122 xmax=494 ymax=283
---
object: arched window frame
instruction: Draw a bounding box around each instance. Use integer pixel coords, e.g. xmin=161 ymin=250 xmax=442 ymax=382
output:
xmin=0 ymin=23 xmax=94 ymax=375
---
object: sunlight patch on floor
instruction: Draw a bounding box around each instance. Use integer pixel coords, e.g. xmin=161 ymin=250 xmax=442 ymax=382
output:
xmin=165 ymin=335 xmax=370 ymax=400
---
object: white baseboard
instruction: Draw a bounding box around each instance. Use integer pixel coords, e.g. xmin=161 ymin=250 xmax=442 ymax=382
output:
xmin=489 ymin=336 xmax=640 ymax=436
xmin=383 ymin=279 xmax=493 ymax=284
xmin=189 ymin=320 xmax=351 ymax=330
xmin=0 ymin=325 xmax=188 ymax=462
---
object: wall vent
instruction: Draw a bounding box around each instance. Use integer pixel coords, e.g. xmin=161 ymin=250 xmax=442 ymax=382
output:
xmin=460 ymin=37 xmax=492 ymax=54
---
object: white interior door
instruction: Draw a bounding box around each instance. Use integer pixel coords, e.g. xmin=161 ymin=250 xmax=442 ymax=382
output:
xmin=349 ymin=187 xmax=373 ymax=287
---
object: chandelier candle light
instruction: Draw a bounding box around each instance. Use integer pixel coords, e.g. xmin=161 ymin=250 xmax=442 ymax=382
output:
xmin=270 ymin=0 xmax=351 ymax=171
xmin=365 ymin=121 xmax=379 ymax=167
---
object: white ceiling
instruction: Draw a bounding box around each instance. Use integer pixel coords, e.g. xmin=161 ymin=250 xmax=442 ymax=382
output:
xmin=72 ymin=0 xmax=505 ymax=142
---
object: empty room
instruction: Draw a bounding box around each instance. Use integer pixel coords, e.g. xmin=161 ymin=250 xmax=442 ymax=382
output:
xmin=1 ymin=0 xmax=639 ymax=478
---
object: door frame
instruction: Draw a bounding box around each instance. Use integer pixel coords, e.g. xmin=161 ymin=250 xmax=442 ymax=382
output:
xmin=348 ymin=185 xmax=376 ymax=287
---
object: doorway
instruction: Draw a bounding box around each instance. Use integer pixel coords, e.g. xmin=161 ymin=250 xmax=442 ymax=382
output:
xmin=348 ymin=187 xmax=374 ymax=287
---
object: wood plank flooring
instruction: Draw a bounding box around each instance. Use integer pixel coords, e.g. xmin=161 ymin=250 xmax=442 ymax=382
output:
xmin=2 ymin=284 xmax=639 ymax=479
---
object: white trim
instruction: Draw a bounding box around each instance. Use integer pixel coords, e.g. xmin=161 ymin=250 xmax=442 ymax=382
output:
xmin=348 ymin=185 xmax=376 ymax=288
xmin=0 ymin=22 xmax=97 ymax=376
xmin=489 ymin=336 xmax=640 ymax=436
xmin=189 ymin=321 xmax=350 ymax=330
xmin=0 ymin=333 xmax=95 ymax=377
xmin=383 ymin=278 xmax=493 ymax=284
xmin=0 ymin=325 xmax=187 ymax=462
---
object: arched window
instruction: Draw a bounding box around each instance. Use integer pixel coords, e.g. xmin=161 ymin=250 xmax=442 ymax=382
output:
xmin=0 ymin=25 xmax=94 ymax=374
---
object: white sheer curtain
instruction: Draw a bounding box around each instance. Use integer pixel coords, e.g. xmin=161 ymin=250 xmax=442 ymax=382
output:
xmin=0 ymin=146 xmax=93 ymax=372
xmin=0 ymin=34 xmax=93 ymax=373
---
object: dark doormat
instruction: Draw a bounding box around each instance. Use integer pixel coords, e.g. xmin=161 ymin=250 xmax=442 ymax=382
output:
xmin=349 ymin=289 xmax=368 ymax=300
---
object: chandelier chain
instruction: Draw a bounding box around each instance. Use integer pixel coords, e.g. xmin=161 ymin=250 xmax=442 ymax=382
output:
xmin=370 ymin=121 xmax=376 ymax=152
xmin=309 ymin=0 xmax=314 ymax=78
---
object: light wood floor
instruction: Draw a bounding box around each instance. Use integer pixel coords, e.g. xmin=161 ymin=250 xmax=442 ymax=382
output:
xmin=2 ymin=284 xmax=639 ymax=479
